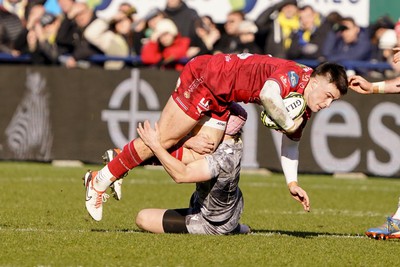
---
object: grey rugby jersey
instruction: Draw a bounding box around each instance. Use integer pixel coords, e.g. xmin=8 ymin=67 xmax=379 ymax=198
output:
xmin=192 ymin=138 xmax=243 ymax=223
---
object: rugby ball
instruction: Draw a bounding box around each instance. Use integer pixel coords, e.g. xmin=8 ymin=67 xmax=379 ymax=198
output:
xmin=260 ymin=92 xmax=306 ymax=130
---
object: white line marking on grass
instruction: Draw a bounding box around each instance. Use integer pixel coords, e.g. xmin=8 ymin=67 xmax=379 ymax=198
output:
xmin=0 ymin=227 xmax=367 ymax=239
xmin=261 ymin=209 xmax=385 ymax=217
xmin=249 ymin=232 xmax=366 ymax=239
xmin=243 ymin=182 xmax=400 ymax=192
xmin=0 ymin=227 xmax=141 ymax=234
xmin=13 ymin=176 xmax=400 ymax=193
xmin=16 ymin=177 xmax=177 ymax=185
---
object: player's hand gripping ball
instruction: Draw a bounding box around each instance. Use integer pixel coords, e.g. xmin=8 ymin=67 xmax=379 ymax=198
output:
xmin=261 ymin=92 xmax=306 ymax=130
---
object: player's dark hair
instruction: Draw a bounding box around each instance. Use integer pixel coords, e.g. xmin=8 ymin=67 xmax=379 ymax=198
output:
xmin=312 ymin=62 xmax=348 ymax=95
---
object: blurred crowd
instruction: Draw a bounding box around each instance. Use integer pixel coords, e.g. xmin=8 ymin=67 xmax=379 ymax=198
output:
xmin=0 ymin=0 xmax=399 ymax=76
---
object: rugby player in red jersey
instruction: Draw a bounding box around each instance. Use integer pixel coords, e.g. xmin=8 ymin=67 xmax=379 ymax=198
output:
xmin=84 ymin=53 xmax=348 ymax=221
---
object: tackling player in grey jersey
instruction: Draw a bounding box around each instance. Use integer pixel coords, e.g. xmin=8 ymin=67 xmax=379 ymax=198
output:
xmin=135 ymin=103 xmax=250 ymax=235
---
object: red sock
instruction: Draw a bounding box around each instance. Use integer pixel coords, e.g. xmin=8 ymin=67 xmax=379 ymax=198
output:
xmin=108 ymin=139 xmax=143 ymax=178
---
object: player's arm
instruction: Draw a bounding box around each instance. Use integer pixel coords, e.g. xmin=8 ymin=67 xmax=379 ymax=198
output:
xmin=281 ymin=134 xmax=310 ymax=212
xmin=348 ymin=75 xmax=400 ymax=94
xmin=137 ymin=120 xmax=212 ymax=183
xmin=183 ymin=133 xmax=214 ymax=155
xmin=260 ymin=80 xmax=303 ymax=134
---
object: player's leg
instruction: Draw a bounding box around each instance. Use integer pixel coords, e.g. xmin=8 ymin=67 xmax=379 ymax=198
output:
xmin=102 ymin=148 xmax=125 ymax=200
xmin=136 ymin=208 xmax=189 ymax=234
xmin=85 ymin=97 xmax=198 ymax=221
xmin=106 ymin=96 xmax=198 ymax=181
xmin=100 ymin=114 xmax=228 ymax=201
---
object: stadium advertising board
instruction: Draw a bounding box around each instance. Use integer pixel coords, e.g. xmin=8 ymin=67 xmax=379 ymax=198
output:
xmin=0 ymin=66 xmax=398 ymax=177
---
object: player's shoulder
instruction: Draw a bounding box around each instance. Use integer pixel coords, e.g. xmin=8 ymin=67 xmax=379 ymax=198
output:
xmin=211 ymin=141 xmax=242 ymax=161
xmin=282 ymin=60 xmax=313 ymax=73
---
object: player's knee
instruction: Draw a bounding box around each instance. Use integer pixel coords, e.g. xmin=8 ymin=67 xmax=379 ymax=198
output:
xmin=135 ymin=210 xmax=147 ymax=230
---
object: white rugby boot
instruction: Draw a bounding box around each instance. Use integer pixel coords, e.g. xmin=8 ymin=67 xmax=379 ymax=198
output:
xmin=84 ymin=170 xmax=109 ymax=221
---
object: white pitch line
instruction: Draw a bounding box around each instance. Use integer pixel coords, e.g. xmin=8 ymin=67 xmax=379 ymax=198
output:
xmin=259 ymin=209 xmax=385 ymax=217
xmin=10 ymin=177 xmax=400 ymax=193
xmin=0 ymin=227 xmax=366 ymax=239
xmin=248 ymin=232 xmax=367 ymax=239
xmin=0 ymin=227 xmax=141 ymax=234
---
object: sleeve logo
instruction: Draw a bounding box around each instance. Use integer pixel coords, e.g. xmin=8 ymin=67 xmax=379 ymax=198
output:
xmin=288 ymin=71 xmax=299 ymax=88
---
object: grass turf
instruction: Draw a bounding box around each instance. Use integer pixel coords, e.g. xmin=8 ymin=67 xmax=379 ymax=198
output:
xmin=1 ymin=161 xmax=400 ymax=266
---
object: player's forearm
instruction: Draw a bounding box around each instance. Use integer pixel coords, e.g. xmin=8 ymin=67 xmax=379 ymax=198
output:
xmin=377 ymin=78 xmax=400 ymax=94
xmin=150 ymin=145 xmax=190 ymax=183
xmin=280 ymin=135 xmax=299 ymax=185
xmin=260 ymin=80 xmax=294 ymax=131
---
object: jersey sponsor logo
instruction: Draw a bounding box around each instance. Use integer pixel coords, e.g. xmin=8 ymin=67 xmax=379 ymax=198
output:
xmin=299 ymin=74 xmax=310 ymax=89
xmin=301 ymin=74 xmax=310 ymax=82
xmin=184 ymin=91 xmax=190 ymax=98
xmin=288 ymin=71 xmax=299 ymax=88
xmin=188 ymin=77 xmax=204 ymax=93
xmin=280 ymin=75 xmax=288 ymax=87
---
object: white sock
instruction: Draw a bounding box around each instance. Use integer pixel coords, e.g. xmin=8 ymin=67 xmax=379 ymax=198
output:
xmin=94 ymin=165 xmax=114 ymax=191
xmin=392 ymin=197 xmax=400 ymax=220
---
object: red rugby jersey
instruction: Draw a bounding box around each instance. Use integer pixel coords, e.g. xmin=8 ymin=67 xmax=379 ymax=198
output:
xmin=196 ymin=53 xmax=313 ymax=104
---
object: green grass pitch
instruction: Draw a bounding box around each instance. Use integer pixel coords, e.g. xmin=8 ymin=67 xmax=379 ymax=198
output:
xmin=1 ymin=161 xmax=400 ymax=266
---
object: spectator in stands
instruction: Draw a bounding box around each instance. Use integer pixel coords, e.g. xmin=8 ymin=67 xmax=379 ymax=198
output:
xmin=369 ymin=15 xmax=395 ymax=63
xmin=0 ymin=1 xmax=24 ymax=54
xmin=187 ymin=15 xmax=220 ymax=58
xmin=164 ymin=0 xmax=199 ymax=40
xmin=24 ymin=1 xmax=47 ymax=18
xmin=368 ymin=18 xmax=398 ymax=79
xmin=13 ymin=3 xmax=46 ymax=56
xmin=255 ymin=0 xmax=299 ymax=58
xmin=131 ymin=8 xmax=167 ymax=55
xmin=0 ymin=23 xmax=12 ymax=54
xmin=387 ymin=21 xmax=400 ymax=75
xmin=84 ymin=3 xmax=136 ymax=70
xmin=26 ymin=12 xmax=61 ymax=64
xmin=324 ymin=11 xmax=343 ymax=27
xmin=58 ymin=1 xmax=103 ymax=68
xmin=236 ymin=20 xmax=262 ymax=54
xmin=197 ymin=16 xmax=220 ymax=52
xmin=140 ymin=18 xmax=190 ymax=70
xmin=56 ymin=0 xmax=78 ymax=56
xmin=322 ymin=17 xmax=372 ymax=63
xmin=213 ymin=10 xmax=244 ymax=54
xmin=379 ymin=29 xmax=400 ymax=77
xmin=1 ymin=0 xmax=27 ymax=21
xmin=287 ymin=5 xmax=330 ymax=61
xmin=0 ymin=6 xmax=23 ymax=56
